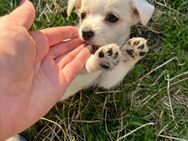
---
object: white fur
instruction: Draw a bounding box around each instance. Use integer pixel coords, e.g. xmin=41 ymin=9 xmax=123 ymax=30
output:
xmin=60 ymin=0 xmax=154 ymax=101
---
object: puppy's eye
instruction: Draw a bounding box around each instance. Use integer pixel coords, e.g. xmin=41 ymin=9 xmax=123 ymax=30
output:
xmin=80 ymin=12 xmax=86 ymax=20
xmin=105 ymin=14 xmax=119 ymax=23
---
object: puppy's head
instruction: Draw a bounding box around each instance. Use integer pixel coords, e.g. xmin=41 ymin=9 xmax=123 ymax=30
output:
xmin=67 ymin=0 xmax=154 ymax=48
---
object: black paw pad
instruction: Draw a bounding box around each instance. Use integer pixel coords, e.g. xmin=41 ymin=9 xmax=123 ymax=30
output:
xmin=139 ymin=52 xmax=146 ymax=56
xmin=100 ymin=63 xmax=110 ymax=70
xmin=99 ymin=51 xmax=104 ymax=58
xmin=134 ymin=41 xmax=140 ymax=46
xmin=126 ymin=49 xmax=134 ymax=57
xmin=138 ymin=44 xmax=145 ymax=50
xmin=107 ymin=48 xmax=113 ymax=56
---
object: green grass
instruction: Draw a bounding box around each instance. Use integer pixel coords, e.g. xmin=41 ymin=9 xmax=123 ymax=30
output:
xmin=1 ymin=0 xmax=188 ymax=140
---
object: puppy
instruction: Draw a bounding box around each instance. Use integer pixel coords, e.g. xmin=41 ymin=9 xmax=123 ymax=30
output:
xmin=60 ymin=0 xmax=155 ymax=100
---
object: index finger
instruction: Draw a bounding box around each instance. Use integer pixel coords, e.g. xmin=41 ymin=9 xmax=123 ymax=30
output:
xmin=41 ymin=26 xmax=80 ymax=46
xmin=62 ymin=47 xmax=90 ymax=84
xmin=8 ymin=0 xmax=35 ymax=30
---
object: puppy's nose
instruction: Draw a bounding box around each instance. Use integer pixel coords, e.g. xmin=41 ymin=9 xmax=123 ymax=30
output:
xmin=82 ymin=30 xmax=94 ymax=40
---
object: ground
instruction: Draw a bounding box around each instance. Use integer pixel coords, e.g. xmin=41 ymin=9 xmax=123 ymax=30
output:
xmin=0 ymin=0 xmax=188 ymax=141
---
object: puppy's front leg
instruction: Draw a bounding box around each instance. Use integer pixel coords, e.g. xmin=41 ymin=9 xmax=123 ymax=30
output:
xmin=85 ymin=44 xmax=120 ymax=73
xmin=98 ymin=37 xmax=149 ymax=88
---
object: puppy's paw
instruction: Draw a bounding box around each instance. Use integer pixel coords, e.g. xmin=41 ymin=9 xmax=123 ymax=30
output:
xmin=121 ymin=37 xmax=148 ymax=61
xmin=95 ymin=44 xmax=120 ymax=70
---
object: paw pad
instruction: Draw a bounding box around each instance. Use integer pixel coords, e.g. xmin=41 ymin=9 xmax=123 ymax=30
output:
xmin=123 ymin=37 xmax=148 ymax=59
xmin=96 ymin=44 xmax=120 ymax=70
xmin=99 ymin=51 xmax=104 ymax=58
xmin=126 ymin=49 xmax=134 ymax=57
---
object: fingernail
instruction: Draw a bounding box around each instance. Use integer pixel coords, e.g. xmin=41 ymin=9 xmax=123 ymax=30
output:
xmin=86 ymin=45 xmax=92 ymax=52
xmin=20 ymin=0 xmax=27 ymax=5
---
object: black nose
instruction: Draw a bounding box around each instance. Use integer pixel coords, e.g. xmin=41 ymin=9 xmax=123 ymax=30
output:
xmin=82 ymin=30 xmax=94 ymax=40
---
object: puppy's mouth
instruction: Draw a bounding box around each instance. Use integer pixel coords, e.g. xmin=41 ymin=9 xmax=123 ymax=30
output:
xmin=90 ymin=45 xmax=101 ymax=54
xmin=85 ymin=41 xmax=102 ymax=54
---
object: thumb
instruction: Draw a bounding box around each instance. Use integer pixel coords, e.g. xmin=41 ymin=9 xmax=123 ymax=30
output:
xmin=8 ymin=0 xmax=35 ymax=30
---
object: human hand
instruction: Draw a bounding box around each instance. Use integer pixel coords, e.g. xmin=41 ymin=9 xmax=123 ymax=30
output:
xmin=0 ymin=1 xmax=90 ymax=140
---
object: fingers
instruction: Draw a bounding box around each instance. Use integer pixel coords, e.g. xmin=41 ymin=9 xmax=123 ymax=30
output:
xmin=30 ymin=31 xmax=49 ymax=63
xmin=57 ymin=44 xmax=86 ymax=68
xmin=62 ymin=47 xmax=90 ymax=84
xmin=8 ymin=0 xmax=35 ymax=29
xmin=49 ymin=38 xmax=84 ymax=59
xmin=30 ymin=29 xmax=85 ymax=63
xmin=41 ymin=26 xmax=80 ymax=46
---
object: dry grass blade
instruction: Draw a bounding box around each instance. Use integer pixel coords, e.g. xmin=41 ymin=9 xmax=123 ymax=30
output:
xmin=116 ymin=123 xmax=155 ymax=141
xmin=158 ymin=135 xmax=188 ymax=141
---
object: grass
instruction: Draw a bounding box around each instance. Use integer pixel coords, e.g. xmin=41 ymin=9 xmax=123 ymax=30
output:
xmin=1 ymin=0 xmax=188 ymax=140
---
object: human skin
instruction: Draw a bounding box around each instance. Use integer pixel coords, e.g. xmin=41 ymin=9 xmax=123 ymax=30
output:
xmin=0 ymin=0 xmax=90 ymax=140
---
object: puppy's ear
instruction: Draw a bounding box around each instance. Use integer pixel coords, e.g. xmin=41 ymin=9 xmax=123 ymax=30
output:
xmin=131 ymin=0 xmax=155 ymax=25
xmin=67 ymin=0 xmax=82 ymax=17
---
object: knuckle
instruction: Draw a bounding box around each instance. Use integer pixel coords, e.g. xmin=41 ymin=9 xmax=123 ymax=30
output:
xmin=9 ymin=27 xmax=36 ymax=53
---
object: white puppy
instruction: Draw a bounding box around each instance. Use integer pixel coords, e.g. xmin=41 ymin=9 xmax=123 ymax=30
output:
xmin=61 ymin=0 xmax=155 ymax=100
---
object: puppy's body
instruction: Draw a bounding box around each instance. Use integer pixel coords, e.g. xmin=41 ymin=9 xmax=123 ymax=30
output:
xmin=62 ymin=72 xmax=100 ymax=100
xmin=61 ymin=0 xmax=154 ymax=101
